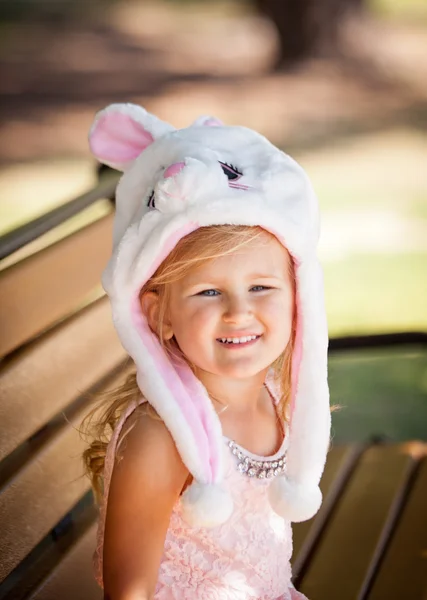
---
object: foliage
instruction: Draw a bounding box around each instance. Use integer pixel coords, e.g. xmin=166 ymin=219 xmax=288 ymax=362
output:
xmin=369 ymin=0 xmax=427 ymax=21
xmin=330 ymin=346 xmax=427 ymax=441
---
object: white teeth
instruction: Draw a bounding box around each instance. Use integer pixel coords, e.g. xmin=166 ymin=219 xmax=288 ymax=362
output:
xmin=219 ymin=335 xmax=258 ymax=344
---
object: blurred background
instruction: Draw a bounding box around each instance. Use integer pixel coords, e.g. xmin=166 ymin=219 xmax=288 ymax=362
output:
xmin=1 ymin=0 xmax=426 ymax=443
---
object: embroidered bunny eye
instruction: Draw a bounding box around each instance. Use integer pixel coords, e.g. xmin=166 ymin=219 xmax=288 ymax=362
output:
xmin=147 ymin=191 xmax=155 ymax=209
xmin=219 ymin=162 xmax=242 ymax=181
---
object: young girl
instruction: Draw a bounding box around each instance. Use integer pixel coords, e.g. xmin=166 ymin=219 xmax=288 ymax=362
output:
xmin=83 ymin=104 xmax=330 ymax=600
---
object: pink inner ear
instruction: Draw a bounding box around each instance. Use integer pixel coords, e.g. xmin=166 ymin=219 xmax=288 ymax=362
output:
xmin=90 ymin=112 xmax=154 ymax=165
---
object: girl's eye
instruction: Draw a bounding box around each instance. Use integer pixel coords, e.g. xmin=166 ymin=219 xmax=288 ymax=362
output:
xmin=219 ymin=162 xmax=242 ymax=181
xmin=250 ymin=285 xmax=271 ymax=292
xmin=198 ymin=289 xmax=220 ymax=297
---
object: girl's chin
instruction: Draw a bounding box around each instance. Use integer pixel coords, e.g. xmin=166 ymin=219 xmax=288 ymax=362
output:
xmin=195 ymin=361 xmax=272 ymax=381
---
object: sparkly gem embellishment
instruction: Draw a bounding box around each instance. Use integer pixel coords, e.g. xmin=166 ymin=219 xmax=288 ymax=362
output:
xmin=227 ymin=440 xmax=287 ymax=480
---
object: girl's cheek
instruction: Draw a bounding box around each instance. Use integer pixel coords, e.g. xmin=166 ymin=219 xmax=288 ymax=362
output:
xmin=259 ymin=293 xmax=288 ymax=312
xmin=181 ymin=305 xmax=215 ymax=328
xmin=262 ymin=295 xmax=293 ymax=325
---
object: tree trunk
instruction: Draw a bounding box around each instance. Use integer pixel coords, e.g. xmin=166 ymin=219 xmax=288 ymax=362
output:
xmin=256 ymin=0 xmax=365 ymax=68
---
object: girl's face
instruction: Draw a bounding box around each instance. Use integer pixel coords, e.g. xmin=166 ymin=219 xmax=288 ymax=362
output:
xmin=164 ymin=234 xmax=294 ymax=381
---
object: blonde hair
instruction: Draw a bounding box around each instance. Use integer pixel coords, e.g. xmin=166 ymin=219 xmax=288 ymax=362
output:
xmin=81 ymin=225 xmax=296 ymax=502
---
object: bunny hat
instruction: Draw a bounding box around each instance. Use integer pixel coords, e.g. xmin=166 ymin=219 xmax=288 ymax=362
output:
xmin=89 ymin=103 xmax=330 ymax=527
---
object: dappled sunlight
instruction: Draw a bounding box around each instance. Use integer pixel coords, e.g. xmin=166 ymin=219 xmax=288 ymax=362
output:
xmin=304 ymin=128 xmax=427 ymax=259
xmin=320 ymin=209 xmax=427 ymax=259
xmin=0 ymin=158 xmax=96 ymax=234
xmin=400 ymin=441 xmax=427 ymax=459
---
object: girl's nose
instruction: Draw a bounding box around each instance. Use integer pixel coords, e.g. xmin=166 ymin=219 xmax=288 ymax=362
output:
xmin=222 ymin=295 xmax=253 ymax=324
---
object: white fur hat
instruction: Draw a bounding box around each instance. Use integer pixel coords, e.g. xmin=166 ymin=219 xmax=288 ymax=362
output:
xmin=88 ymin=103 xmax=330 ymax=526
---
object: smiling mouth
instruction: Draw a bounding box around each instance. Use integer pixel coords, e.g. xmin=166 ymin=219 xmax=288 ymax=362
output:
xmin=217 ymin=335 xmax=261 ymax=345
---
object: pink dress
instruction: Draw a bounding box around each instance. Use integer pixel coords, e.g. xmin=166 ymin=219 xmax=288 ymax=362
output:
xmin=94 ymin=400 xmax=308 ymax=600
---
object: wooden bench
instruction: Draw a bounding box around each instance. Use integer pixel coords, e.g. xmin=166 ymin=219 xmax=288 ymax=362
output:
xmin=1 ymin=178 xmax=427 ymax=600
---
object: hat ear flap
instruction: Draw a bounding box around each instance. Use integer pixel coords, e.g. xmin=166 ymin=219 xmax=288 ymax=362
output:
xmin=89 ymin=103 xmax=175 ymax=171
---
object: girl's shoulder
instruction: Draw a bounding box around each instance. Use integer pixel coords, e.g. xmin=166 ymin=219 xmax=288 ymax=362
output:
xmin=116 ymin=402 xmax=185 ymax=475
xmin=111 ymin=401 xmax=189 ymax=496
xmin=101 ymin=403 xmax=191 ymax=593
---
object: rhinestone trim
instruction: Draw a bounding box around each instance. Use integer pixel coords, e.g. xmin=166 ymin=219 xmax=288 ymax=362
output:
xmin=227 ymin=440 xmax=287 ymax=479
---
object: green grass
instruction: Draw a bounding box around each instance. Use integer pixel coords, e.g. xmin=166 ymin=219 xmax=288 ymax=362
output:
xmin=409 ymin=193 xmax=427 ymax=221
xmin=330 ymin=346 xmax=427 ymax=442
xmin=300 ymin=129 xmax=427 ymax=220
xmin=369 ymin=0 xmax=427 ymax=21
xmin=325 ymin=252 xmax=427 ymax=337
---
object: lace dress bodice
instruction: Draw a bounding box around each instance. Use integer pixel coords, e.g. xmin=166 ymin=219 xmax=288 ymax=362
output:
xmin=94 ymin=400 xmax=308 ymax=600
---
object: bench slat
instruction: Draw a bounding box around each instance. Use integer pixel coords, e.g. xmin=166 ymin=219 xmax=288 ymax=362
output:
xmin=0 ymin=370 xmax=128 ymax=582
xmin=0 ymin=213 xmax=113 ymax=359
xmin=0 ymin=414 xmax=91 ymax=581
xmin=298 ymin=445 xmax=416 ymax=600
xmin=28 ymin=523 xmax=102 ymax=600
xmin=292 ymin=444 xmax=362 ymax=580
xmin=0 ymin=297 xmax=126 ymax=462
xmin=368 ymin=456 xmax=427 ymax=600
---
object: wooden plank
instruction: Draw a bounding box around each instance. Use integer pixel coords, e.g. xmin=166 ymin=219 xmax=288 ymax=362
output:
xmin=368 ymin=455 xmax=427 ymax=600
xmin=0 ymin=495 xmax=97 ymax=600
xmin=0 ymin=414 xmax=90 ymax=581
xmin=0 ymin=213 xmax=113 ymax=358
xmin=28 ymin=523 xmax=102 ymax=600
xmin=298 ymin=445 xmax=416 ymax=600
xmin=0 ymin=297 xmax=126 ymax=462
xmin=292 ymin=444 xmax=363 ymax=581
xmin=0 ymin=370 xmax=128 ymax=582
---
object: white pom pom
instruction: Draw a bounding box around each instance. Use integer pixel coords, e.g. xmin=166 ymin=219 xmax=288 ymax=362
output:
xmin=180 ymin=481 xmax=234 ymax=528
xmin=268 ymin=476 xmax=322 ymax=522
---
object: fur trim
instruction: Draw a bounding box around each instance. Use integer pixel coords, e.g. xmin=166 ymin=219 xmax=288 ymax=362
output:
xmin=268 ymin=476 xmax=322 ymax=522
xmin=181 ymin=482 xmax=234 ymax=527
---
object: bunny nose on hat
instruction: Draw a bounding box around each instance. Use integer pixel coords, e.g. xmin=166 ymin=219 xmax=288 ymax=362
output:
xmin=163 ymin=162 xmax=186 ymax=179
xmin=154 ymin=157 xmax=229 ymax=214
xmin=153 ymin=161 xmax=188 ymax=212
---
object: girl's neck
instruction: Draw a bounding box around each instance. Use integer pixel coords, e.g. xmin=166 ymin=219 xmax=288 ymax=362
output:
xmin=195 ymin=368 xmax=268 ymax=414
